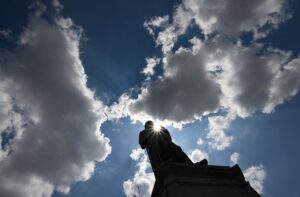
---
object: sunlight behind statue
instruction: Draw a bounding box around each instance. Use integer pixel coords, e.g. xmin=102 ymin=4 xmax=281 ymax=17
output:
xmin=139 ymin=120 xmax=207 ymax=177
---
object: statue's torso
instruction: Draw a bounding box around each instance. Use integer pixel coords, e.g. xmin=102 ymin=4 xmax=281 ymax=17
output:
xmin=139 ymin=128 xmax=180 ymax=172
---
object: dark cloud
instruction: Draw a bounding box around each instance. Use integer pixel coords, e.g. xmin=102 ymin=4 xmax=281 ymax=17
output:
xmin=130 ymin=47 xmax=221 ymax=122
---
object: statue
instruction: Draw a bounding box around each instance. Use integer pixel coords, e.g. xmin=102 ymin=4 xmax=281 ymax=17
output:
xmin=139 ymin=120 xmax=207 ymax=177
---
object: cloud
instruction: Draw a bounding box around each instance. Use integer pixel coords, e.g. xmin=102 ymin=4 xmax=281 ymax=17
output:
xmin=144 ymin=6 xmax=193 ymax=54
xmin=144 ymin=15 xmax=178 ymax=54
xmin=0 ymin=29 xmax=12 ymax=40
xmin=207 ymin=112 xmax=235 ymax=150
xmin=142 ymin=57 xmax=160 ymax=77
xmin=143 ymin=0 xmax=289 ymax=56
xmin=126 ymin=0 xmax=296 ymax=131
xmin=0 ymin=8 xmax=111 ymax=197
xmin=182 ymin=0 xmax=289 ymax=37
xmin=263 ymin=56 xmax=300 ymax=113
xmin=112 ymin=32 xmax=300 ymax=148
xmin=52 ymin=0 xmax=64 ymax=12
xmin=243 ymin=165 xmax=266 ymax=194
xmin=127 ymin=34 xmax=300 ymax=120
xmin=230 ymin=152 xmax=240 ymax=165
xmin=189 ymin=149 xmax=209 ymax=163
xmin=196 ymin=137 xmax=204 ymax=145
xmin=123 ymin=148 xmax=155 ymax=197
xmin=105 ymin=0 xmax=300 ymax=152
xmin=144 ymin=15 xmax=170 ymax=37
xmin=129 ymin=45 xmax=221 ymax=123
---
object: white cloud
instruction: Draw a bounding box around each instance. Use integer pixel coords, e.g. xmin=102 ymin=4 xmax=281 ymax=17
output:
xmin=105 ymin=0 xmax=300 ymax=153
xmin=189 ymin=149 xmax=209 ymax=163
xmin=156 ymin=26 xmax=178 ymax=54
xmin=0 ymin=7 xmax=111 ymax=197
xmin=113 ymin=34 xmax=300 ymax=149
xmin=144 ymin=6 xmax=193 ymax=54
xmin=263 ymin=56 xmax=300 ymax=113
xmin=136 ymin=36 xmax=299 ymax=123
xmin=129 ymin=0 xmax=296 ymax=131
xmin=123 ymin=148 xmax=155 ymax=197
xmin=196 ymin=137 xmax=204 ymax=145
xmin=207 ymin=112 xmax=235 ymax=150
xmin=243 ymin=165 xmax=266 ymax=194
xmin=142 ymin=57 xmax=160 ymax=77
xmin=182 ymin=0 xmax=289 ymax=37
xmin=144 ymin=15 xmax=170 ymax=36
xmin=230 ymin=152 xmax=240 ymax=165
xmin=143 ymin=0 xmax=289 ymax=56
xmin=144 ymin=15 xmax=177 ymax=54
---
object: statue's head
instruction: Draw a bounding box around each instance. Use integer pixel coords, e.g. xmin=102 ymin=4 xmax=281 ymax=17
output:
xmin=144 ymin=120 xmax=154 ymax=129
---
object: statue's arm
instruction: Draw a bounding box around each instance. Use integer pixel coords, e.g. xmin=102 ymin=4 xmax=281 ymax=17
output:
xmin=139 ymin=131 xmax=147 ymax=149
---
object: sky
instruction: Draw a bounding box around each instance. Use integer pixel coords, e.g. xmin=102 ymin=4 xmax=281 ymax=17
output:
xmin=0 ymin=0 xmax=300 ymax=197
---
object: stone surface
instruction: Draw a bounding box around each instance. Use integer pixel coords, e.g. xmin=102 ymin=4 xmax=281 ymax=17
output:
xmin=151 ymin=162 xmax=261 ymax=197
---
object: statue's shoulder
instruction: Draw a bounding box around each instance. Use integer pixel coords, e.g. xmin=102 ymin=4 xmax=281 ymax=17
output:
xmin=161 ymin=127 xmax=170 ymax=134
xmin=140 ymin=129 xmax=152 ymax=137
xmin=161 ymin=127 xmax=172 ymax=140
xmin=139 ymin=129 xmax=149 ymax=134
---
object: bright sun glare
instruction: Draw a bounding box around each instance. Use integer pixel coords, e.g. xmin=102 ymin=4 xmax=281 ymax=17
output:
xmin=153 ymin=121 xmax=162 ymax=132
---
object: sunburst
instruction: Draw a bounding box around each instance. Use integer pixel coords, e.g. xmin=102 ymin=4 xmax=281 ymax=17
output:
xmin=152 ymin=121 xmax=162 ymax=132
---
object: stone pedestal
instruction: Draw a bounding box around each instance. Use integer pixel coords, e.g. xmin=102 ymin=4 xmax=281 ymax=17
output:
xmin=151 ymin=162 xmax=260 ymax=197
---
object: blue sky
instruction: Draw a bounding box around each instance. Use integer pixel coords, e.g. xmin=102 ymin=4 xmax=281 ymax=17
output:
xmin=0 ymin=0 xmax=300 ymax=197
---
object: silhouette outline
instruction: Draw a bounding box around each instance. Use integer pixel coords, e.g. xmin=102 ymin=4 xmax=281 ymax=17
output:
xmin=139 ymin=120 xmax=207 ymax=177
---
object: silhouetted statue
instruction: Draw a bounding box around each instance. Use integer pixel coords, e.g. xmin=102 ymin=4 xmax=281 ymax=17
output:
xmin=139 ymin=120 xmax=207 ymax=177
